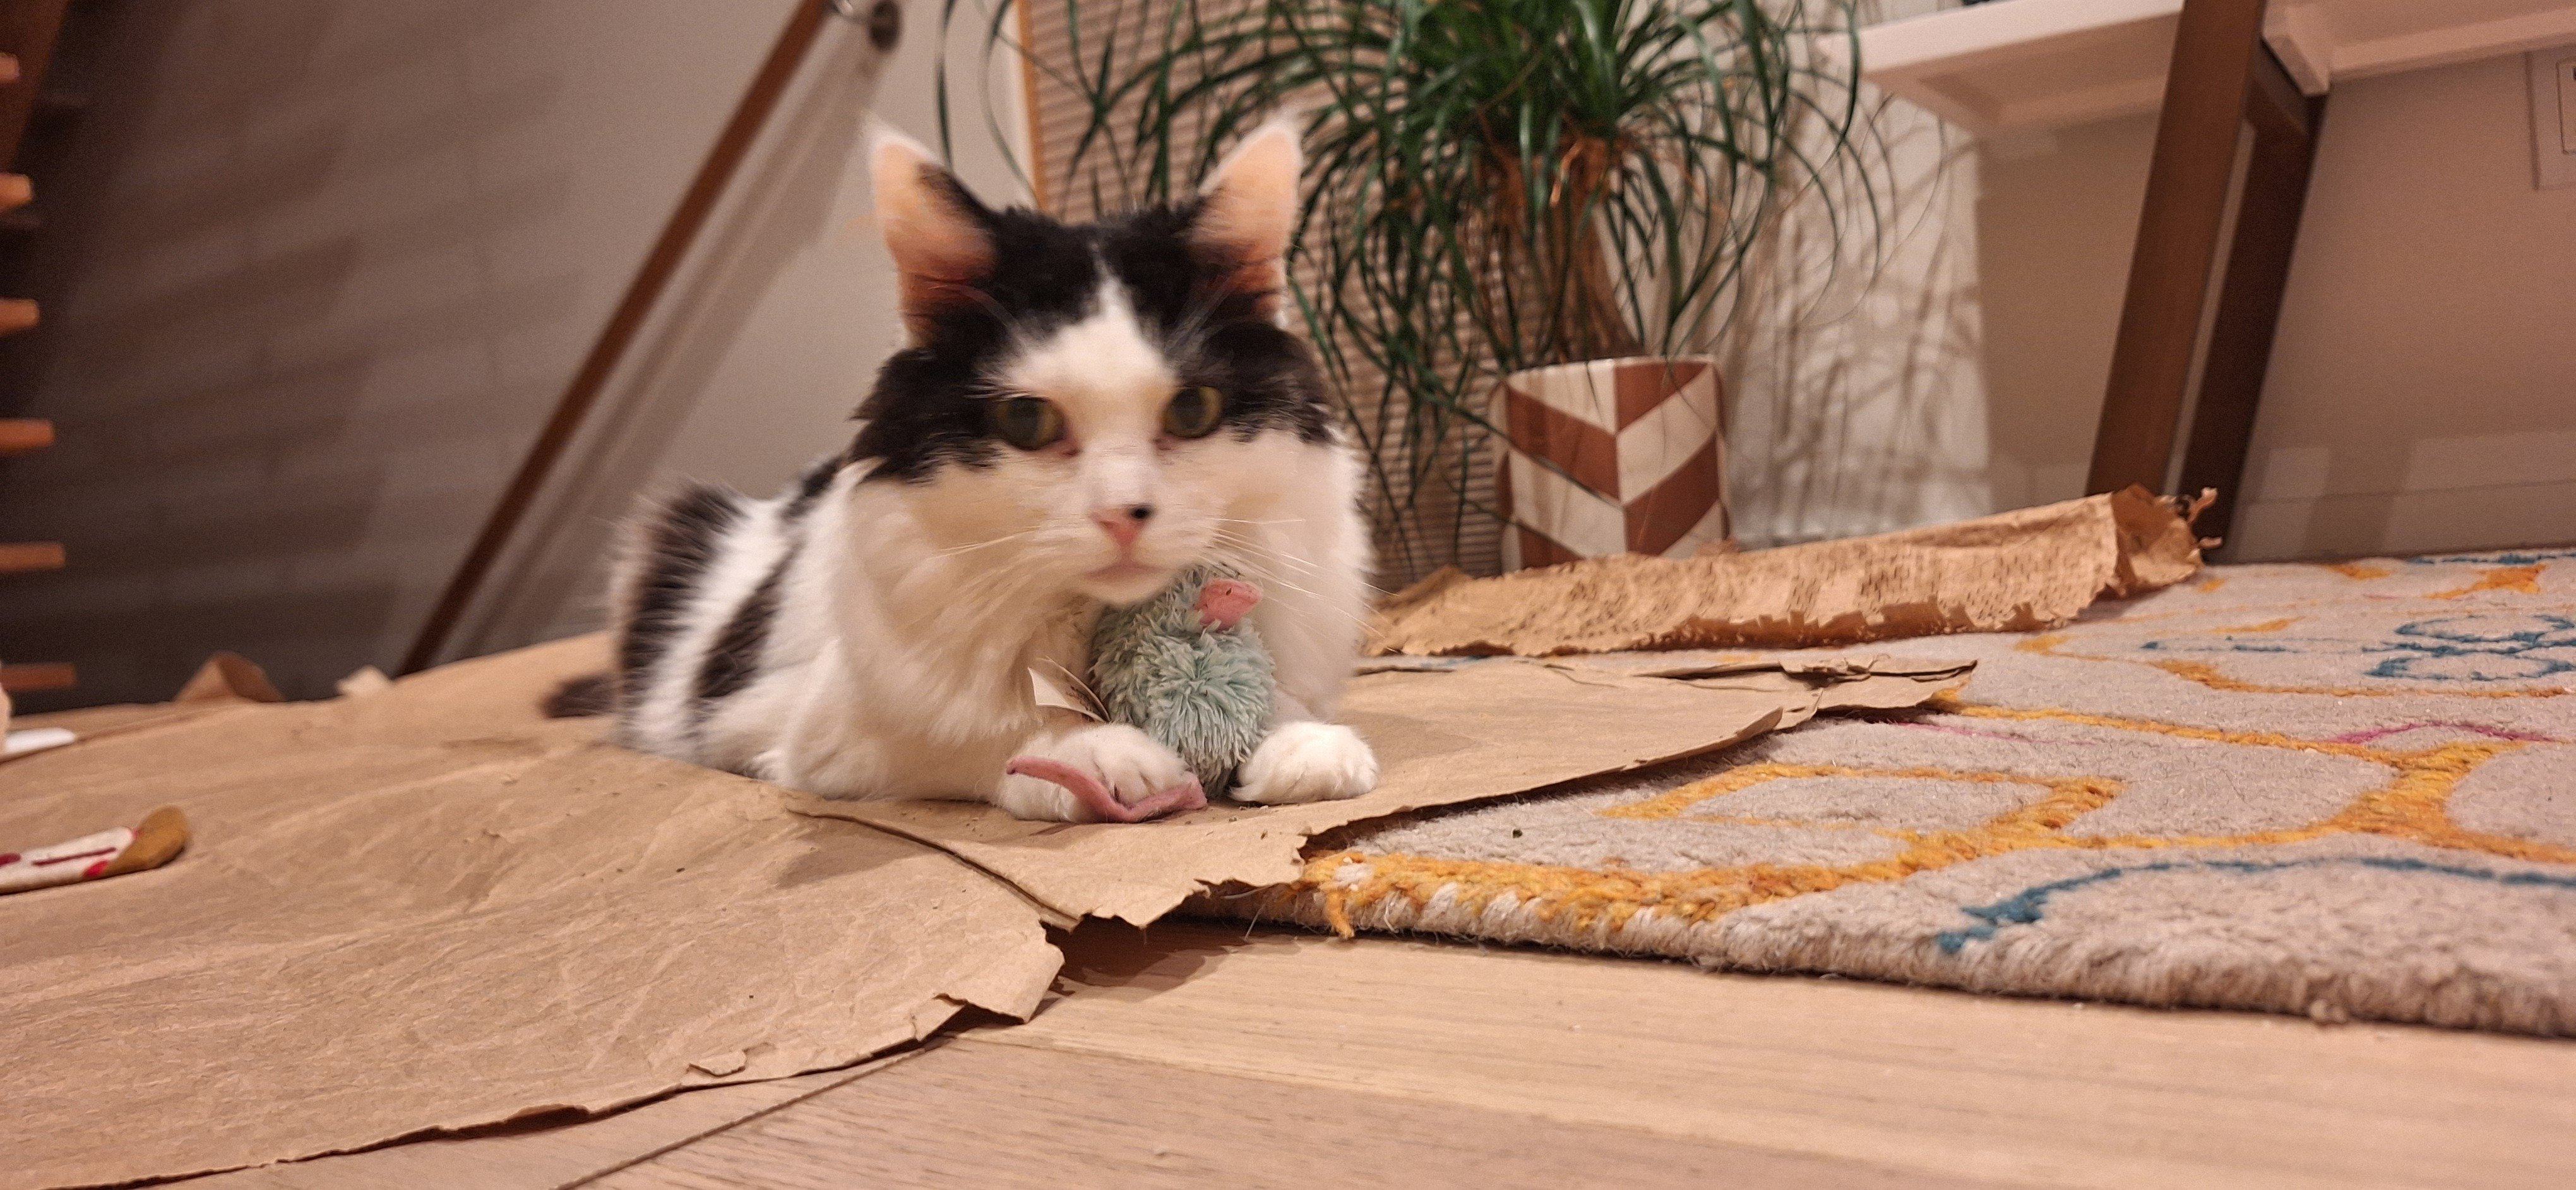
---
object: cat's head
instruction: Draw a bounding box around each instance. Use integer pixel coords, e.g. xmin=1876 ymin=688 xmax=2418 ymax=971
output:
xmin=849 ymin=122 xmax=1334 ymax=606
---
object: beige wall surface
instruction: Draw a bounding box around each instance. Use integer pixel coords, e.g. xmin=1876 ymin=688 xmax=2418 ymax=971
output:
xmin=4 ymin=2 xmax=2564 ymax=710
xmin=2234 ymin=52 xmax=2576 ymax=560
xmin=1962 ymin=51 xmax=2576 ymax=563
xmin=0 ymin=0 xmax=796 ymax=707
xmin=450 ymin=1 xmax=1020 ymax=658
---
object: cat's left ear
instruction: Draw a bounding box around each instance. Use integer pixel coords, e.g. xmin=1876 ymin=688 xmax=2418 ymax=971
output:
xmin=1191 ymin=118 xmax=1302 ymax=316
xmin=871 ymin=124 xmax=995 ymax=345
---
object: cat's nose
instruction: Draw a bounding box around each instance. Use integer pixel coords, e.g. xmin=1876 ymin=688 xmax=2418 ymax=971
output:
xmin=1090 ymin=504 xmax=1154 ymax=550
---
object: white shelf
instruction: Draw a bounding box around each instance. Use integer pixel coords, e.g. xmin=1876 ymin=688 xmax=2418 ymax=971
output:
xmin=1851 ymin=0 xmax=2576 ymax=136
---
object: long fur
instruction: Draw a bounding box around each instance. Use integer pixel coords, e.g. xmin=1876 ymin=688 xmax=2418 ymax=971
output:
xmin=595 ymin=124 xmax=1380 ymax=822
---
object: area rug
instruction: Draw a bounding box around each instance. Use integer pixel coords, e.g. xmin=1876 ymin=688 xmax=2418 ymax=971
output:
xmin=1213 ymin=548 xmax=2576 ymax=1035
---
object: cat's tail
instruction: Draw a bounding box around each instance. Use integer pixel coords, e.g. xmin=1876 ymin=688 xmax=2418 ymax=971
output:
xmin=543 ymin=673 xmax=615 ymax=718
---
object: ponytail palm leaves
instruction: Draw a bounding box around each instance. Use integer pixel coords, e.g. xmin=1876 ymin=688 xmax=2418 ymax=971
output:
xmin=948 ymin=0 xmax=1880 ymax=572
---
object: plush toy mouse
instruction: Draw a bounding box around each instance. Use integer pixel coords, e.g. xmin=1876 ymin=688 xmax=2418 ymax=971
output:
xmin=1003 ymin=567 xmax=1275 ymax=822
xmin=1092 ymin=565 xmax=1274 ymax=794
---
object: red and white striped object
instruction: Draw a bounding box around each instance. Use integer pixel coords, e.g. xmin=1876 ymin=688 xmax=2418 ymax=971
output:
xmin=1495 ymin=356 xmax=1730 ymax=570
xmin=0 ymin=807 xmax=189 ymax=895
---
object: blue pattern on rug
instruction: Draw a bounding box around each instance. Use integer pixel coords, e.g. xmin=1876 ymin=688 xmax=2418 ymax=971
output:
xmin=1935 ymin=856 xmax=2576 ymax=954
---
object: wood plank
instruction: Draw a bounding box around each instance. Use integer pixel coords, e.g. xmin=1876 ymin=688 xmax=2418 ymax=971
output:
xmin=0 ymin=418 xmax=50 ymax=454
xmin=2087 ymin=0 xmax=2271 ymax=496
xmin=2178 ymin=50 xmax=2326 ymax=550
xmin=0 ymin=661 xmax=74 ymax=692
xmin=1851 ymin=0 xmax=2184 ymax=136
xmin=947 ymin=922 xmax=2576 ymax=1190
xmin=0 ymin=0 xmax=69 ymax=167
xmin=590 ymin=1037 xmax=1981 ymax=1190
xmin=170 ymin=1054 xmax=915 ymax=1190
xmin=0 ymin=540 xmax=63 ymax=572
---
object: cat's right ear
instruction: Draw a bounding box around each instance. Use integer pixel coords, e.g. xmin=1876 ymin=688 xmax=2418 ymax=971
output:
xmin=871 ymin=127 xmax=993 ymax=344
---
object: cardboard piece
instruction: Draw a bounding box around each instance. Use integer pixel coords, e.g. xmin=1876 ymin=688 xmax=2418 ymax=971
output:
xmin=793 ymin=654 xmax=1969 ymax=927
xmin=1 ymin=637 xmax=1962 ymax=1188
xmin=1369 ymin=486 xmax=2209 ymax=657
xmin=0 ymin=637 xmax=1059 ymax=1190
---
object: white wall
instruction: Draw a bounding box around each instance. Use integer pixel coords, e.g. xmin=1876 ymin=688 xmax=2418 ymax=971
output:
xmin=1722 ymin=0 xmax=2001 ymax=548
xmin=9 ymin=2 xmax=2561 ymax=711
xmin=2236 ymin=51 xmax=2576 ymax=559
xmin=449 ymin=1 xmax=1025 ymax=656
xmin=1926 ymin=49 xmax=2576 ymax=563
xmin=0 ymin=0 xmax=797 ymax=706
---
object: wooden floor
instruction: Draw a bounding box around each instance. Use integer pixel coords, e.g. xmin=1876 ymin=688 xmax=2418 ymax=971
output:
xmin=182 ymin=921 xmax=2576 ymax=1189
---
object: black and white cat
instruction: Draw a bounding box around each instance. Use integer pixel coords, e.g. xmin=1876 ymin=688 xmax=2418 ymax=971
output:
xmin=601 ymin=122 xmax=1380 ymax=823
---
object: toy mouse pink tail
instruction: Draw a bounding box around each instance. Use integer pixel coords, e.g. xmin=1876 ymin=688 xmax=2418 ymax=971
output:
xmin=1196 ymin=579 xmax=1262 ymax=631
xmin=1005 ymin=757 xmax=1207 ymax=823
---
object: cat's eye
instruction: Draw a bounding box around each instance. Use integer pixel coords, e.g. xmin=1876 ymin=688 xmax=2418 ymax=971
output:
xmin=987 ymin=395 xmax=1066 ymax=450
xmin=1163 ymin=385 xmax=1225 ymax=439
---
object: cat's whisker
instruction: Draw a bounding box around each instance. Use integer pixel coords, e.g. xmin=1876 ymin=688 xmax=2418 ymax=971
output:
xmin=1210 ymin=528 xmax=1324 ymax=580
xmin=933 ymin=528 xmax=1042 ymax=558
xmin=1208 ymin=548 xmax=1321 ymax=598
xmin=1204 ymin=549 xmax=1359 ymax=625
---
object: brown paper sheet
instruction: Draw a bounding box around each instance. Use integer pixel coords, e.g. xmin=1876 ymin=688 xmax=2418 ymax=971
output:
xmin=1370 ymin=486 xmax=2209 ymax=657
xmin=793 ymin=655 xmax=1969 ymax=926
xmin=3 ymin=635 xmax=1963 ymax=1189
xmin=0 ymin=638 xmax=1060 ymax=1190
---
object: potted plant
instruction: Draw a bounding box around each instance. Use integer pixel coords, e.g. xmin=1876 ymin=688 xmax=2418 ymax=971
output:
xmin=950 ymin=0 xmax=1879 ymax=579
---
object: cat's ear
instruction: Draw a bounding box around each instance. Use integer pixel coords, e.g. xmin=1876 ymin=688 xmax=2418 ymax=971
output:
xmin=871 ymin=126 xmax=993 ymax=344
xmin=1191 ymin=118 xmax=1301 ymax=315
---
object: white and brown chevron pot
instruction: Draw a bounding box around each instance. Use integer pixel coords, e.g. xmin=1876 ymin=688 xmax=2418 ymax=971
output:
xmin=1495 ymin=356 xmax=1730 ymax=570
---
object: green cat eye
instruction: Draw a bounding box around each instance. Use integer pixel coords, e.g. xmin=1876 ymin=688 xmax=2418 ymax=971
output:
xmin=988 ymin=395 xmax=1066 ymax=450
xmin=1163 ymin=385 xmax=1224 ymax=439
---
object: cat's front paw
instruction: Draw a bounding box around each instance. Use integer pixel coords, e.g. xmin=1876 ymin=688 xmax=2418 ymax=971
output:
xmin=994 ymin=724 xmax=1200 ymax=823
xmin=1232 ymin=721 xmax=1378 ymax=805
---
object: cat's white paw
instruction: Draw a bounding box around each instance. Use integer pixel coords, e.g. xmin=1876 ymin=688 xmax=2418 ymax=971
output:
xmin=1232 ymin=721 xmax=1378 ymax=805
xmin=993 ymin=723 xmax=1191 ymax=822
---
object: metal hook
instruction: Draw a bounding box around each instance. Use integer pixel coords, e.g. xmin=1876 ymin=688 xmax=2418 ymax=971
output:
xmin=825 ymin=0 xmax=903 ymax=53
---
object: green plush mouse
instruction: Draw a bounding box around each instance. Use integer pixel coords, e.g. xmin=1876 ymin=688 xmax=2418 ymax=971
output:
xmin=1090 ymin=565 xmax=1274 ymax=796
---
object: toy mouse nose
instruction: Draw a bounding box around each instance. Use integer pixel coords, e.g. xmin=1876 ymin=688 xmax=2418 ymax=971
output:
xmin=1091 ymin=504 xmax=1153 ymax=548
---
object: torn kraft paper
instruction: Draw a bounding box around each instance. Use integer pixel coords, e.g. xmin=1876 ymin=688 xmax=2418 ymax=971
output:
xmin=0 ymin=637 xmax=1059 ymax=1190
xmin=1370 ymin=486 xmax=2209 ymax=658
xmin=794 ymin=653 xmax=1971 ymax=927
xmin=2 ymin=635 xmax=1964 ymax=1189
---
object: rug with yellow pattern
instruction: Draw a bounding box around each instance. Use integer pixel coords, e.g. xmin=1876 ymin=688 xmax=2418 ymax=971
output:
xmin=1215 ymin=549 xmax=2576 ymax=1035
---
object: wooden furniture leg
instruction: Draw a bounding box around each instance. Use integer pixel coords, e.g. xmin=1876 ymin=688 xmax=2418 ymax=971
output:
xmin=2087 ymin=0 xmax=2325 ymax=551
xmin=2176 ymin=50 xmax=2325 ymax=542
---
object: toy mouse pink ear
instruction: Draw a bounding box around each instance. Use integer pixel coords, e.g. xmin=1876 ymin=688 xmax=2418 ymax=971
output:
xmin=870 ymin=125 xmax=995 ymax=344
xmin=1195 ymin=579 xmax=1263 ymax=632
xmin=1190 ymin=117 xmax=1302 ymax=317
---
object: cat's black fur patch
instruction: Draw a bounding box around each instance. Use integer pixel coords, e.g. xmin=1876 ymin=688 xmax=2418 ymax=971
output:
xmin=693 ymin=549 xmax=790 ymax=712
xmin=780 ymin=455 xmax=838 ymax=522
xmin=543 ymin=672 xmax=614 ymax=718
xmin=851 ymin=186 xmax=1332 ymax=483
xmin=620 ymin=484 xmax=741 ymax=694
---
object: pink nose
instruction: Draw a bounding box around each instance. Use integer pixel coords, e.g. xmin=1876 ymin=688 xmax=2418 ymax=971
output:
xmin=1090 ymin=504 xmax=1153 ymax=550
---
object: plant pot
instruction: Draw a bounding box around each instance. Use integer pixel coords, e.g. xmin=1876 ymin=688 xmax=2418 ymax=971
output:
xmin=1494 ymin=356 xmax=1731 ymax=570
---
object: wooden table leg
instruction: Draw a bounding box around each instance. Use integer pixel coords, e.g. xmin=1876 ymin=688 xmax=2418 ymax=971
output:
xmin=2176 ymin=50 xmax=2325 ymax=548
xmin=2088 ymin=0 xmax=2274 ymax=498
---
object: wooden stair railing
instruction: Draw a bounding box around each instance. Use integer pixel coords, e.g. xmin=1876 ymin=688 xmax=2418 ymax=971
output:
xmin=0 ymin=3 xmax=76 ymax=697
